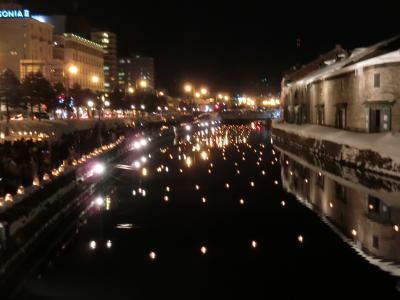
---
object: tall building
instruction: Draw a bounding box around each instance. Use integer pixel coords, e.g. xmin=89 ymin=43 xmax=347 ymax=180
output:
xmin=91 ymin=31 xmax=117 ymax=92
xmin=0 ymin=4 xmax=53 ymax=80
xmin=52 ymin=33 xmax=104 ymax=91
xmin=118 ymin=54 xmax=154 ymax=92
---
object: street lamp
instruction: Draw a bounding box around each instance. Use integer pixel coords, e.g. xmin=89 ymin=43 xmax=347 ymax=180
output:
xmin=128 ymin=87 xmax=135 ymax=94
xmin=218 ymin=94 xmax=224 ymax=100
xmin=139 ymin=80 xmax=147 ymax=89
xmin=200 ymin=87 xmax=208 ymax=96
xmin=184 ymin=84 xmax=193 ymax=93
xmin=68 ymin=65 xmax=78 ymax=75
xmin=91 ymin=75 xmax=99 ymax=84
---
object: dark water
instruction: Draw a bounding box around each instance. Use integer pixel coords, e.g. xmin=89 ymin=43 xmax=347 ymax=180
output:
xmin=17 ymin=124 xmax=400 ymax=299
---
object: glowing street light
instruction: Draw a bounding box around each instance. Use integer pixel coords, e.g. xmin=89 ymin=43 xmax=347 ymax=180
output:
xmin=104 ymin=100 xmax=110 ymax=107
xmin=217 ymin=94 xmax=223 ymax=100
xmin=139 ymin=80 xmax=148 ymax=88
xmin=87 ymin=100 xmax=94 ymax=108
xmin=194 ymin=92 xmax=201 ymax=98
xmin=68 ymin=65 xmax=78 ymax=75
xmin=200 ymin=87 xmax=208 ymax=95
xmin=91 ymin=75 xmax=99 ymax=84
xmin=128 ymin=87 xmax=135 ymax=94
xmin=184 ymin=84 xmax=193 ymax=93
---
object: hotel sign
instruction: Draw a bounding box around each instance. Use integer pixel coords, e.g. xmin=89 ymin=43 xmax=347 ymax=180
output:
xmin=0 ymin=9 xmax=30 ymax=19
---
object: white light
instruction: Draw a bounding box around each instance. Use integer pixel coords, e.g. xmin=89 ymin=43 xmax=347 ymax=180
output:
xmin=134 ymin=161 xmax=141 ymax=169
xmin=93 ymin=163 xmax=105 ymax=175
xmin=106 ymin=240 xmax=112 ymax=249
xmin=251 ymin=240 xmax=257 ymax=248
xmin=90 ymin=240 xmax=97 ymax=250
xmin=140 ymin=138 xmax=147 ymax=146
xmin=200 ymin=246 xmax=207 ymax=255
xmin=95 ymin=197 xmax=104 ymax=206
xmin=133 ymin=141 xmax=141 ymax=149
xmin=149 ymin=251 xmax=157 ymax=260
xmin=185 ymin=125 xmax=191 ymax=131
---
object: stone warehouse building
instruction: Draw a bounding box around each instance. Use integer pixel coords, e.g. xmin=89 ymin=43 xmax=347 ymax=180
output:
xmin=281 ymin=36 xmax=400 ymax=133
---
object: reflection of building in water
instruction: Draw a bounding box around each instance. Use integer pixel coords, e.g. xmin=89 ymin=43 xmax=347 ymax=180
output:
xmin=279 ymin=148 xmax=400 ymax=276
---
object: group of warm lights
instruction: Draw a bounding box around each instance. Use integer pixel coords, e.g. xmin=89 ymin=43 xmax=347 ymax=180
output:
xmin=183 ymin=83 xmax=229 ymax=101
xmin=262 ymin=98 xmax=280 ymax=106
xmin=0 ymin=136 xmax=125 ymax=208
xmin=184 ymin=84 xmax=208 ymax=95
xmin=68 ymin=65 xmax=100 ymax=85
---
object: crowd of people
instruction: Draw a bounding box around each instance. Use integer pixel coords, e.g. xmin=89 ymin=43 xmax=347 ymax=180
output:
xmin=0 ymin=122 xmax=132 ymax=196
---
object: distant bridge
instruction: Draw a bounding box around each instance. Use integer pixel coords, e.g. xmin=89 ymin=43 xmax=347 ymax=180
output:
xmin=219 ymin=111 xmax=276 ymax=121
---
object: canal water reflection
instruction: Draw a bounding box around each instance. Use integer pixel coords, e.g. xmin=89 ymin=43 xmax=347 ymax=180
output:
xmin=279 ymin=147 xmax=400 ymax=277
xmin=17 ymin=123 xmax=400 ymax=299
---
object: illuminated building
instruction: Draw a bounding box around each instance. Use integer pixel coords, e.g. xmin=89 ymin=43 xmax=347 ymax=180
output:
xmin=118 ymin=54 xmax=154 ymax=92
xmin=91 ymin=31 xmax=117 ymax=92
xmin=0 ymin=4 xmax=53 ymax=81
xmin=52 ymin=33 xmax=104 ymax=91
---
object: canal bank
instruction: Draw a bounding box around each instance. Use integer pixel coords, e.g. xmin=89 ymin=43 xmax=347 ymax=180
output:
xmin=0 ymin=123 xmax=175 ymax=297
xmin=273 ymin=121 xmax=400 ymax=178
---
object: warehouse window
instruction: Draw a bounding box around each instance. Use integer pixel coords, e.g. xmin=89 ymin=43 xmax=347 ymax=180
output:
xmin=374 ymin=73 xmax=380 ymax=88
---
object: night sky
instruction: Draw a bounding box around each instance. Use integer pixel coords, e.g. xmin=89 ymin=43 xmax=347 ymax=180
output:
xmin=19 ymin=0 xmax=400 ymax=96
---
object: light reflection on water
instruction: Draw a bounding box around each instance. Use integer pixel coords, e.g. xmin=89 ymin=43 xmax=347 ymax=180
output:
xmin=279 ymin=147 xmax=400 ymax=277
xmin=14 ymin=123 xmax=400 ymax=298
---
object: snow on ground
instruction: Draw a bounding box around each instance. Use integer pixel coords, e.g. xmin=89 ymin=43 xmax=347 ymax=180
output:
xmin=0 ymin=118 xmax=133 ymax=140
xmin=273 ymin=121 xmax=400 ymax=163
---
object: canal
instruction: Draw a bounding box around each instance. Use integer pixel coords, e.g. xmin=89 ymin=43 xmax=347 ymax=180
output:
xmin=14 ymin=123 xmax=400 ymax=298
